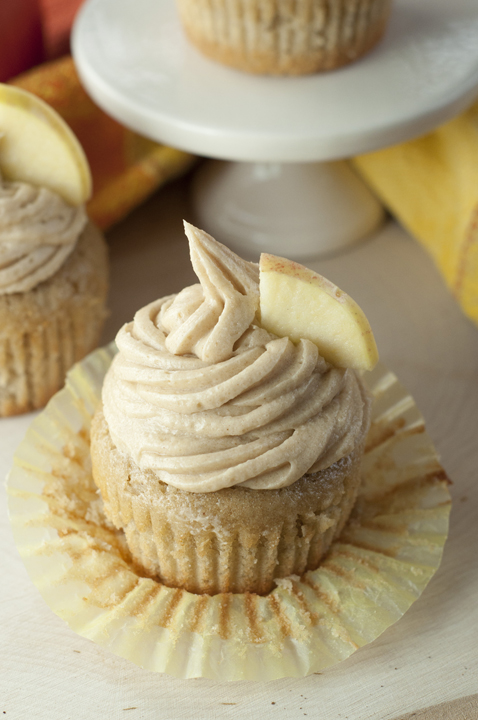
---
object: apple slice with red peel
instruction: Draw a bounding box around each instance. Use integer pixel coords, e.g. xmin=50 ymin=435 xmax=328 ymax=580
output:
xmin=259 ymin=253 xmax=379 ymax=371
xmin=0 ymin=83 xmax=91 ymax=206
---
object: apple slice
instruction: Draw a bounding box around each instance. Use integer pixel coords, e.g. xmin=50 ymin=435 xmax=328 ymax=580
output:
xmin=259 ymin=253 xmax=379 ymax=371
xmin=0 ymin=83 xmax=91 ymax=206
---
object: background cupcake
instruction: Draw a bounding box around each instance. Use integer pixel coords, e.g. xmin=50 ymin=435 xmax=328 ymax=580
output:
xmin=176 ymin=0 xmax=393 ymax=75
xmin=0 ymin=83 xmax=108 ymax=416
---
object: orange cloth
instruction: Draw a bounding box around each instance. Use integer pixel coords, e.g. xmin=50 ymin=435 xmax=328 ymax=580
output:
xmin=11 ymin=56 xmax=196 ymax=230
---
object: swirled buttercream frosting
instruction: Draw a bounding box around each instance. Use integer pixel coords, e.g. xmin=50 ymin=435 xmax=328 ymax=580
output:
xmin=102 ymin=223 xmax=370 ymax=493
xmin=0 ymin=177 xmax=87 ymax=294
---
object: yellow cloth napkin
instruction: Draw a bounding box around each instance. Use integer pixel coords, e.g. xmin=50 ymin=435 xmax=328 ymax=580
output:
xmin=353 ymin=101 xmax=478 ymax=327
xmin=11 ymin=56 xmax=196 ymax=230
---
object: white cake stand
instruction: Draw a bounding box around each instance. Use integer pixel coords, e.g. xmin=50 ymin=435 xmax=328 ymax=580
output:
xmin=72 ymin=0 xmax=478 ymax=258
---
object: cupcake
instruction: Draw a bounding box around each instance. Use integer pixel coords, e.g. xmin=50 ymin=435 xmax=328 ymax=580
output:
xmin=10 ymin=341 xmax=452 ymax=679
xmin=176 ymin=0 xmax=393 ymax=75
xmin=0 ymin=83 xmax=108 ymax=417
xmin=0 ymin=178 xmax=108 ymax=416
xmin=91 ymin=223 xmax=372 ymax=595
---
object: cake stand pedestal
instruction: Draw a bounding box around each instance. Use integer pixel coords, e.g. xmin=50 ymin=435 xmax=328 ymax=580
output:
xmin=72 ymin=0 xmax=478 ymax=258
xmin=191 ymin=160 xmax=386 ymax=259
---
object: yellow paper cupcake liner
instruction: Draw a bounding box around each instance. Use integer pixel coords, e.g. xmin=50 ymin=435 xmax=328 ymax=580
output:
xmin=7 ymin=346 xmax=451 ymax=681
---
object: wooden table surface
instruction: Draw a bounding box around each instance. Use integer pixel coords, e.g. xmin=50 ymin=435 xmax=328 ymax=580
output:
xmin=1 ymin=176 xmax=477 ymax=719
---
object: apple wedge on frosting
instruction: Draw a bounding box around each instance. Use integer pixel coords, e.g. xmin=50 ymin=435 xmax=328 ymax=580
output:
xmin=259 ymin=253 xmax=379 ymax=372
xmin=0 ymin=83 xmax=91 ymax=206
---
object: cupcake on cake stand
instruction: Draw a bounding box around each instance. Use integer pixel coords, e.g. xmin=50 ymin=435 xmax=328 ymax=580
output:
xmin=72 ymin=0 xmax=478 ymax=258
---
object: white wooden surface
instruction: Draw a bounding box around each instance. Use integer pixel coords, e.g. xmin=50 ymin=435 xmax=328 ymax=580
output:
xmin=1 ymin=178 xmax=477 ymax=719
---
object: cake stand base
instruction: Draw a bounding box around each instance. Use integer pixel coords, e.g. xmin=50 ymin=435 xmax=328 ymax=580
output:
xmin=192 ymin=160 xmax=385 ymax=260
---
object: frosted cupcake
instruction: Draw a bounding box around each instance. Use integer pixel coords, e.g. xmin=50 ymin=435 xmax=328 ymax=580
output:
xmin=0 ymin=83 xmax=108 ymax=416
xmin=91 ymin=223 xmax=372 ymax=595
xmin=0 ymin=178 xmax=108 ymax=416
xmin=176 ymin=0 xmax=393 ymax=75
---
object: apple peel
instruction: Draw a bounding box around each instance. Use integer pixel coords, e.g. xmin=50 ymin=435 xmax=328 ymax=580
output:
xmin=259 ymin=253 xmax=379 ymax=372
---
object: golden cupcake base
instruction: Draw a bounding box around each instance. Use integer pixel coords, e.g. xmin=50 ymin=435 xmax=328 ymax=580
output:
xmin=91 ymin=405 xmax=367 ymax=596
xmin=7 ymin=345 xmax=451 ymax=680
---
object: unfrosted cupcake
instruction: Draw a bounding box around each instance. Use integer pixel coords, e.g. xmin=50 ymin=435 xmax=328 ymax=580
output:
xmin=90 ymin=223 xmax=371 ymax=595
xmin=0 ymin=176 xmax=108 ymax=416
xmin=176 ymin=0 xmax=392 ymax=75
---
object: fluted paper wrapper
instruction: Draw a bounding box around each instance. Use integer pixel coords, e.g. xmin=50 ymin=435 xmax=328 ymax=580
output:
xmin=177 ymin=0 xmax=392 ymax=76
xmin=7 ymin=346 xmax=451 ymax=681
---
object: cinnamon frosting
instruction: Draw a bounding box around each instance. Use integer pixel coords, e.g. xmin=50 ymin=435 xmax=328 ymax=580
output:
xmin=0 ymin=177 xmax=87 ymax=294
xmin=102 ymin=223 xmax=370 ymax=493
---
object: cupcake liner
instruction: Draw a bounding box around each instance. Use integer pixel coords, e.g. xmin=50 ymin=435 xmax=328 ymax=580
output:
xmin=7 ymin=345 xmax=451 ymax=681
xmin=0 ymin=304 xmax=105 ymax=417
xmin=177 ymin=0 xmax=392 ymax=75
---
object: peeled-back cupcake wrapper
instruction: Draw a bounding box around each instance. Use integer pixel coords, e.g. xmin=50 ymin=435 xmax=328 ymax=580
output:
xmin=7 ymin=345 xmax=451 ymax=681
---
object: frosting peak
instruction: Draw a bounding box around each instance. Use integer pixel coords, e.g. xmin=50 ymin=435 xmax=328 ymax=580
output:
xmin=0 ymin=179 xmax=86 ymax=294
xmin=102 ymin=224 xmax=370 ymax=493
xmin=162 ymin=223 xmax=259 ymax=363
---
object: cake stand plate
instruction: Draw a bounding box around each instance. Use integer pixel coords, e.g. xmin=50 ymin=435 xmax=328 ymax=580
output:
xmin=72 ymin=0 xmax=478 ymax=257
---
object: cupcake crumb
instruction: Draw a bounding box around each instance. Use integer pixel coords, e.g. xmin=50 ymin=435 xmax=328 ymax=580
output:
xmin=273 ymin=575 xmax=301 ymax=592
